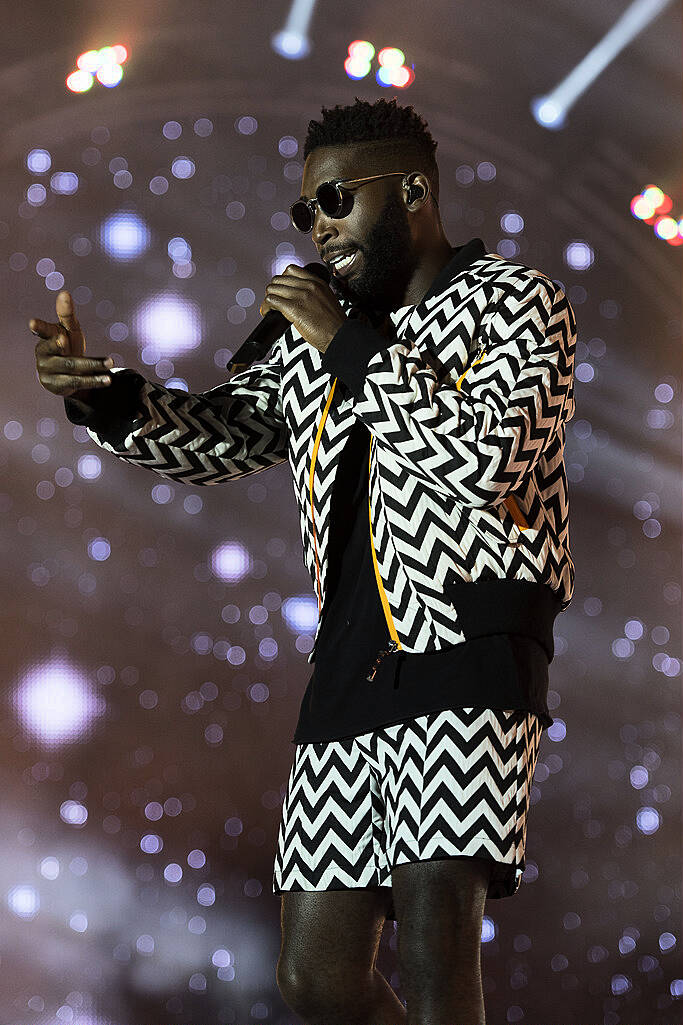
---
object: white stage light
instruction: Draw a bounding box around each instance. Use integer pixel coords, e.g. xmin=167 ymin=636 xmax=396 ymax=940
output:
xmin=531 ymin=0 xmax=675 ymax=129
xmin=271 ymin=0 xmax=317 ymax=59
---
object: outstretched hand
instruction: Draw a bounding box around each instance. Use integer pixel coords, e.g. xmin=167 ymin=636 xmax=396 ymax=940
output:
xmin=30 ymin=290 xmax=114 ymax=399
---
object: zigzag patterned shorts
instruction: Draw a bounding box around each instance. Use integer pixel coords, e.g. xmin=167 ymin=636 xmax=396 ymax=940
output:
xmin=273 ymin=707 xmax=543 ymax=920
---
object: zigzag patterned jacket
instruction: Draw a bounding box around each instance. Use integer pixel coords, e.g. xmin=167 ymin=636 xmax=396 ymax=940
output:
xmin=65 ymin=237 xmax=577 ymax=670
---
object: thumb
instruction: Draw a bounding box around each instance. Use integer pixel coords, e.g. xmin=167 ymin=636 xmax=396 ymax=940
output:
xmin=55 ymin=290 xmax=85 ymax=353
xmin=55 ymin=290 xmax=77 ymax=330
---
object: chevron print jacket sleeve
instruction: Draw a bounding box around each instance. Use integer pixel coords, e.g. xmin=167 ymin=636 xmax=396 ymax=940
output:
xmin=321 ymin=269 xmax=576 ymax=509
xmin=63 ymin=335 xmax=288 ymax=485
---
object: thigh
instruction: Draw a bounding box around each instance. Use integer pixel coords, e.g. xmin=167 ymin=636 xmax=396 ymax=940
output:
xmin=391 ymin=857 xmax=491 ymax=1016
xmin=278 ymin=886 xmax=393 ymax=980
xmin=392 ymin=855 xmax=491 ymax=934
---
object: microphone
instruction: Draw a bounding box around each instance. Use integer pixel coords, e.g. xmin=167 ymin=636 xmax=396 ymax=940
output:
xmin=226 ymin=261 xmax=335 ymax=374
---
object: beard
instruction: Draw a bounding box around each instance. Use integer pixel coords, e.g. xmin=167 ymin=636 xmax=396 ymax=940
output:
xmin=328 ymin=190 xmax=421 ymax=316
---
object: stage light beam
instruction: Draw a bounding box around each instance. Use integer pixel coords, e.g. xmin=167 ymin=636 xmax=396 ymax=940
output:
xmin=531 ymin=0 xmax=675 ymax=129
xmin=271 ymin=0 xmax=318 ymax=59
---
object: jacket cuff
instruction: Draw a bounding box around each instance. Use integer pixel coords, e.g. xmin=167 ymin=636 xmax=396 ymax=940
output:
xmin=64 ymin=368 xmax=148 ymax=446
xmin=320 ymin=318 xmax=388 ymax=400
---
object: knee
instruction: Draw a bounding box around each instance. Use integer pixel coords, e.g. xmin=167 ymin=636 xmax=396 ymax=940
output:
xmin=276 ymin=955 xmax=366 ymax=1017
xmin=276 ymin=956 xmax=329 ymax=1015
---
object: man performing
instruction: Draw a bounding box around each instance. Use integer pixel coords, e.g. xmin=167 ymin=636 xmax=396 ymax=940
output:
xmin=31 ymin=97 xmax=576 ymax=1024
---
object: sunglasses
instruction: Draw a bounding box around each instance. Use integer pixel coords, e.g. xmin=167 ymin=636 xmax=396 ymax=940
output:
xmin=290 ymin=171 xmax=414 ymax=233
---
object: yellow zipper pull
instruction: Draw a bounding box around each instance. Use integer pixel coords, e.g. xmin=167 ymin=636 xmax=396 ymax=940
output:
xmin=456 ymin=342 xmax=487 ymax=392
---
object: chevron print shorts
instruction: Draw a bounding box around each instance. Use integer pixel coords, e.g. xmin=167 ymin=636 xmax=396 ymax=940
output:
xmin=273 ymin=707 xmax=543 ymax=919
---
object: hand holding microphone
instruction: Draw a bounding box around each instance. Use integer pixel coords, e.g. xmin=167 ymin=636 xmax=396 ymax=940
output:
xmin=228 ymin=262 xmax=347 ymax=373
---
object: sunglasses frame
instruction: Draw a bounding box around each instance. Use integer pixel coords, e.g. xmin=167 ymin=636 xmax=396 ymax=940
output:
xmin=290 ymin=171 xmax=416 ymax=233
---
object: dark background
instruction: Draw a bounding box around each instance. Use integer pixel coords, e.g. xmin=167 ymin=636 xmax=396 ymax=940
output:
xmin=1 ymin=1 xmax=681 ymax=1022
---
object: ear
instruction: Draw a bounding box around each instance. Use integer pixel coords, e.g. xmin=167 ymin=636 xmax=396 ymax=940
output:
xmin=404 ymin=173 xmax=431 ymax=208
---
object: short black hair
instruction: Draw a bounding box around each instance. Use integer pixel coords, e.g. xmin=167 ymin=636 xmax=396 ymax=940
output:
xmin=303 ymin=96 xmax=440 ymax=204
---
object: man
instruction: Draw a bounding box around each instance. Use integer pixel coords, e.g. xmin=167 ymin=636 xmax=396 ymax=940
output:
xmin=31 ymin=97 xmax=576 ymax=1024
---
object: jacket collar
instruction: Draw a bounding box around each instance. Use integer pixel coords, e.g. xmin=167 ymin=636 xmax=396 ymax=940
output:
xmin=337 ymin=237 xmax=488 ymax=327
xmin=417 ymin=237 xmax=487 ymax=309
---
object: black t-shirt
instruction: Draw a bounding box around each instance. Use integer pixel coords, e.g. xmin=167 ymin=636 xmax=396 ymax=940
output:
xmin=293 ymin=419 xmax=553 ymax=745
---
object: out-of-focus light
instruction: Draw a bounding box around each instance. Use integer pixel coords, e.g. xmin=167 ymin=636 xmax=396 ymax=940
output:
xmin=140 ymin=834 xmax=163 ymax=854
xmin=66 ymin=70 xmax=94 ymax=93
xmin=96 ymin=63 xmax=123 ymax=88
xmin=349 ymin=40 xmax=375 ymax=61
xmin=501 ymin=212 xmax=524 ymax=234
xmin=76 ymin=50 xmax=102 ymax=73
xmin=653 ymin=193 xmax=673 ymax=214
xmin=376 ymin=64 xmax=414 ymax=88
xmin=134 ymin=292 xmax=202 ymax=358
xmin=7 ymin=885 xmax=40 ymax=920
xmin=210 ymin=542 xmax=252 ymax=584
xmin=281 ymin=595 xmax=318 ymax=633
xmin=390 ymin=65 xmax=413 ymax=88
xmin=50 ymin=172 xmax=79 ymax=195
xmin=378 ymin=47 xmax=405 ymax=67
xmin=636 ymin=805 xmax=661 ymax=835
xmin=97 ymin=46 xmax=118 ymax=65
xmin=171 ymin=157 xmax=195 ymax=179
xmin=168 ymin=237 xmax=192 ymax=263
xmin=564 ymin=240 xmax=595 ymax=271
xmin=271 ymin=29 xmax=311 ymax=59
xmin=14 ymin=660 xmax=102 ymax=746
xmin=654 ymin=216 xmax=678 ymax=240
xmin=77 ymin=45 xmax=128 ymax=71
xmin=631 ymin=195 xmax=655 ymax=220
xmin=344 ymin=56 xmax=371 ymax=79
xmin=26 ymin=148 xmax=51 ymax=174
xmin=632 ymin=185 xmax=683 ymax=245
xmin=642 ymin=185 xmax=664 ymax=207
xmin=99 ymin=212 xmax=151 ymax=261
xmin=27 ymin=184 xmax=47 ymax=207
xmin=71 ymin=44 xmax=128 ymax=92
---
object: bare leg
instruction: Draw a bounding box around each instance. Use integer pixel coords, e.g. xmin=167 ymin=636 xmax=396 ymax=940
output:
xmin=392 ymin=856 xmax=492 ymax=1025
xmin=278 ymin=890 xmax=406 ymax=1025
xmin=299 ymin=967 xmax=407 ymax=1025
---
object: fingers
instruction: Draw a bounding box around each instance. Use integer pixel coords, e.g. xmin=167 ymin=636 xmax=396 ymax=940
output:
xmin=41 ymin=353 xmax=113 ymax=375
xmin=30 ymin=318 xmax=63 ymax=343
xmin=41 ymin=371 xmax=112 ymax=396
xmin=35 ymin=347 xmax=114 ymax=396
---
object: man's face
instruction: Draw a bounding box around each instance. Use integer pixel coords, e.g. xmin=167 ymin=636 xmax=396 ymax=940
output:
xmin=299 ymin=146 xmax=421 ymax=314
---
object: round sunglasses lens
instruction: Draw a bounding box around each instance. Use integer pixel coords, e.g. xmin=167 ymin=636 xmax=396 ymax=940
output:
xmin=291 ymin=201 xmax=313 ymax=232
xmin=317 ymin=182 xmax=343 ymax=215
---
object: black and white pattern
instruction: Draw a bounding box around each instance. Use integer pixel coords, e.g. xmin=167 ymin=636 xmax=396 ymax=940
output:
xmin=272 ymin=707 xmax=543 ymax=916
xmin=82 ymin=250 xmax=576 ymax=659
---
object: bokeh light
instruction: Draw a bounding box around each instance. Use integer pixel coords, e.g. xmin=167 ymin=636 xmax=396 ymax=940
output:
xmin=69 ymin=44 xmax=128 ymax=92
xmin=133 ymin=291 xmax=202 ymax=357
xmin=13 ymin=660 xmax=104 ymax=746
xmin=210 ymin=542 xmax=252 ymax=583
xmin=98 ymin=211 xmax=152 ymax=261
